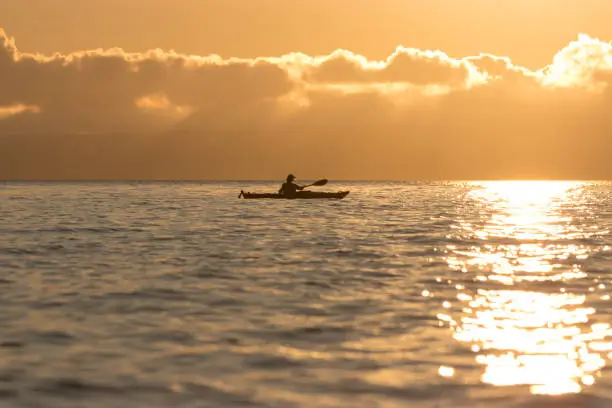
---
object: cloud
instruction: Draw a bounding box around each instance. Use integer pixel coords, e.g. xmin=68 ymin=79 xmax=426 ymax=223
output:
xmin=0 ymin=104 xmax=40 ymax=119
xmin=541 ymin=34 xmax=612 ymax=89
xmin=2 ymin=29 xmax=612 ymax=179
xmin=305 ymin=47 xmax=481 ymax=89
xmin=0 ymin=30 xmax=292 ymax=133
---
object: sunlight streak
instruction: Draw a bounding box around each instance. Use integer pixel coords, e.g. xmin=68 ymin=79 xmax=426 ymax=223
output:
xmin=442 ymin=181 xmax=612 ymax=395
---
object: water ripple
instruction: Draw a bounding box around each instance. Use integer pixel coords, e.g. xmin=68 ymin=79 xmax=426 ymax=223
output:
xmin=0 ymin=181 xmax=611 ymax=407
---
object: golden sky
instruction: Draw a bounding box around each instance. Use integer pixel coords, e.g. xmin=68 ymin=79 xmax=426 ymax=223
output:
xmin=1 ymin=1 xmax=612 ymax=179
xmin=3 ymin=0 xmax=612 ymax=68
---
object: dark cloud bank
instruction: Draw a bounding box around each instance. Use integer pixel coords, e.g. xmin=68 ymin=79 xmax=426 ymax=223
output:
xmin=1 ymin=29 xmax=612 ymax=180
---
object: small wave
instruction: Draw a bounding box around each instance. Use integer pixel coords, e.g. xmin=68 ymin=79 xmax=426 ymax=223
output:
xmin=0 ymin=389 xmax=18 ymax=399
xmin=32 ymin=378 xmax=127 ymax=396
xmin=33 ymin=330 xmax=75 ymax=345
xmin=513 ymin=393 xmax=612 ymax=408
xmin=242 ymin=353 xmax=304 ymax=369
xmin=0 ymin=341 xmax=25 ymax=349
xmin=102 ymin=288 xmax=188 ymax=302
xmin=0 ymin=226 xmax=127 ymax=234
xmin=43 ymin=244 xmax=65 ymax=251
xmin=1 ymin=247 xmax=40 ymax=255
xmin=151 ymin=235 xmax=176 ymax=241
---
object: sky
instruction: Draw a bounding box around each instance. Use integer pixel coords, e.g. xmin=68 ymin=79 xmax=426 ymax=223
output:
xmin=2 ymin=0 xmax=612 ymax=180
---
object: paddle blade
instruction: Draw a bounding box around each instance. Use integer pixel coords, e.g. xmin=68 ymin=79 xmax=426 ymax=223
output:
xmin=311 ymin=179 xmax=328 ymax=187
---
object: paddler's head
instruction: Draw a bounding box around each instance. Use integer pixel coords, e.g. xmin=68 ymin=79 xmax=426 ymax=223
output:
xmin=287 ymin=174 xmax=296 ymax=182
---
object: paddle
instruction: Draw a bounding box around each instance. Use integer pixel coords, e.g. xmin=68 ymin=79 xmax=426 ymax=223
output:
xmin=302 ymin=179 xmax=328 ymax=188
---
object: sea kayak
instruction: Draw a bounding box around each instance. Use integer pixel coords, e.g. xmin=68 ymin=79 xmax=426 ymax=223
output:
xmin=239 ymin=190 xmax=349 ymax=199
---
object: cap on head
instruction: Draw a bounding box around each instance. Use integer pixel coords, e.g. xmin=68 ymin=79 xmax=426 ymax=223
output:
xmin=287 ymin=174 xmax=296 ymax=182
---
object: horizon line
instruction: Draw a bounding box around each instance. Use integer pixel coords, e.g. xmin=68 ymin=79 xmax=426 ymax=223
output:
xmin=1 ymin=179 xmax=609 ymax=183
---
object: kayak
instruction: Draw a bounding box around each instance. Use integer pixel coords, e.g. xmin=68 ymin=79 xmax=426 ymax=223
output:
xmin=239 ymin=190 xmax=350 ymax=199
xmin=240 ymin=191 xmax=349 ymax=199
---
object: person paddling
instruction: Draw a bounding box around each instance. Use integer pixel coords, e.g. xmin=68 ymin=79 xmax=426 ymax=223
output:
xmin=278 ymin=174 xmax=305 ymax=198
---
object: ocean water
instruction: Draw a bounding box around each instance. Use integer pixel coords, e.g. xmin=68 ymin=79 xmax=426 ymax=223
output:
xmin=0 ymin=181 xmax=611 ymax=408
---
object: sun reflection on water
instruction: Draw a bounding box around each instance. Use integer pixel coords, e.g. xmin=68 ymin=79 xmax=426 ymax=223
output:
xmin=441 ymin=181 xmax=612 ymax=395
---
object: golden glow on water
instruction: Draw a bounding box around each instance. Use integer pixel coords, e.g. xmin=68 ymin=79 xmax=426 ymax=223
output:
xmin=442 ymin=181 xmax=612 ymax=395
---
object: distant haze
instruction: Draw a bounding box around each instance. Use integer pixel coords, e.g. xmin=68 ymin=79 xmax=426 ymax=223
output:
xmin=2 ymin=1 xmax=612 ymax=180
